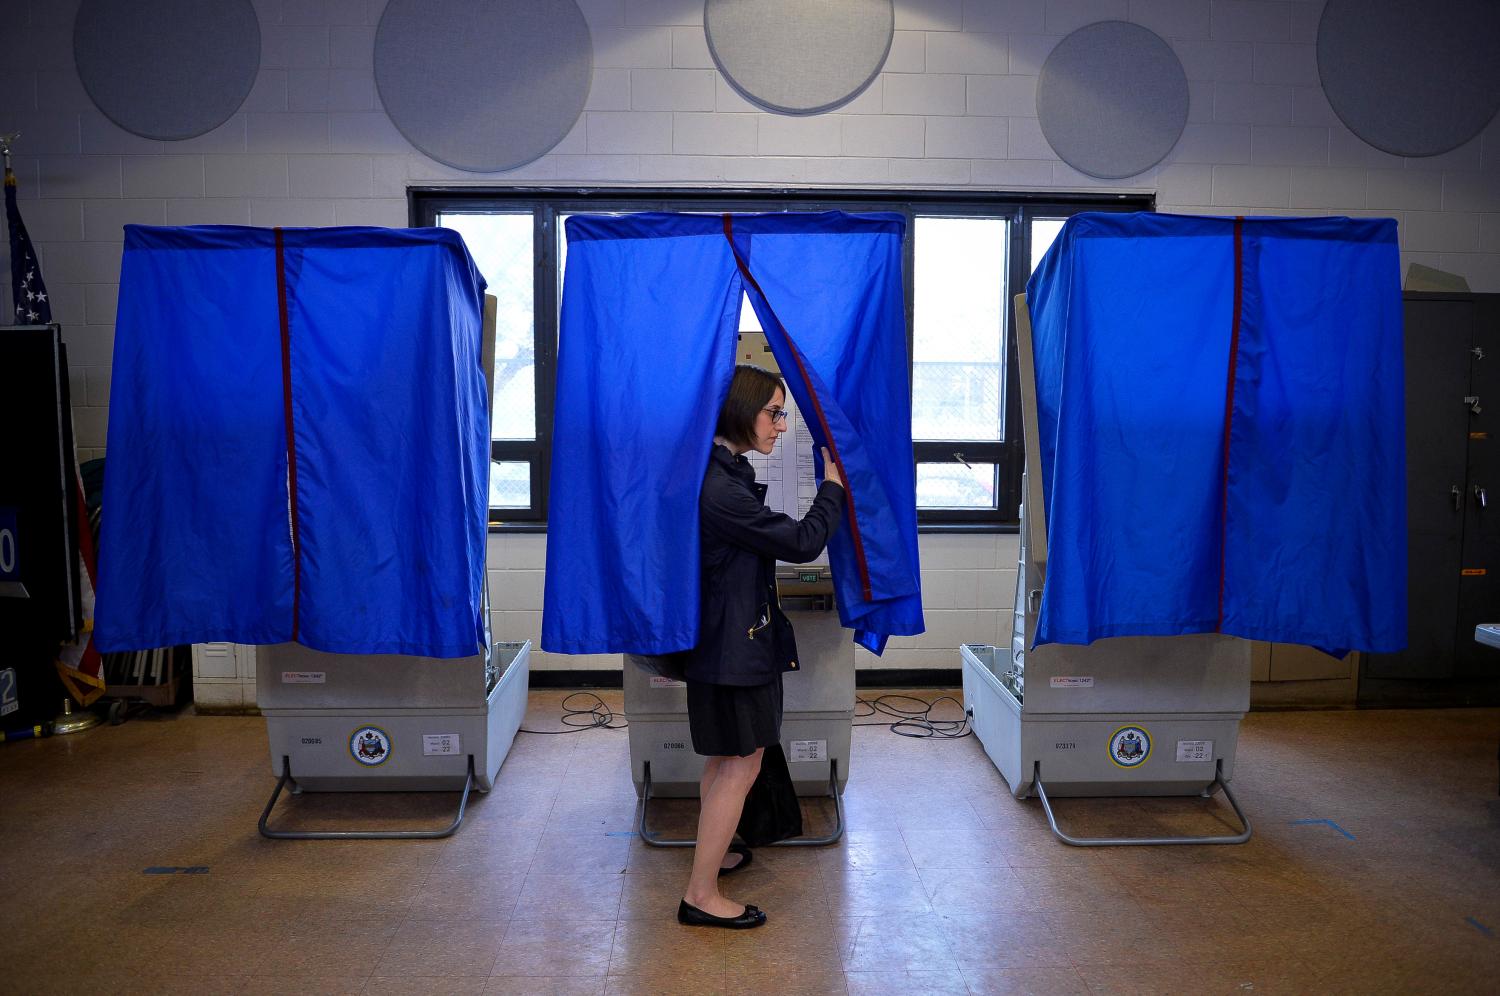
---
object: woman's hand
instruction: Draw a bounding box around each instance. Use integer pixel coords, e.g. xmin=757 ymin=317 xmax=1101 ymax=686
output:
xmin=820 ymin=447 xmax=844 ymax=489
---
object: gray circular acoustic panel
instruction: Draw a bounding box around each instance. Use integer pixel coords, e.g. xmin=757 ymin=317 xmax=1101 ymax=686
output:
xmin=1036 ymin=21 xmax=1189 ymax=180
xmin=375 ymin=0 xmax=592 ymax=172
xmin=1318 ymin=0 xmax=1500 ymax=158
xmin=706 ymin=0 xmax=894 ymax=115
xmin=73 ymin=0 xmax=261 ymax=141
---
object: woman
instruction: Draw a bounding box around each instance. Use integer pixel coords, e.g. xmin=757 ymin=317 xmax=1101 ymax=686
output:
xmin=678 ymin=364 xmax=845 ymax=930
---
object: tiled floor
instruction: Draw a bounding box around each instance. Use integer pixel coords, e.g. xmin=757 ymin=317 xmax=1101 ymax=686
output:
xmin=3 ymin=690 xmax=1499 ymax=994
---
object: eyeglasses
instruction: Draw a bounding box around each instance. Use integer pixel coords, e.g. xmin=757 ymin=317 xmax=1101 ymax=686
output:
xmin=762 ymin=407 xmax=788 ymax=424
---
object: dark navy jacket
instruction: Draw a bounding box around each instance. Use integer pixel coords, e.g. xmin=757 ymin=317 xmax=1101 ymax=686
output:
xmin=688 ymin=444 xmax=844 ymax=686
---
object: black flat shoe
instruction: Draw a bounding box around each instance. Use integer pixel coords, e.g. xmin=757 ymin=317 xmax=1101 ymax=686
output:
xmin=717 ymin=844 xmax=753 ymax=878
xmin=677 ymin=899 xmax=767 ymax=929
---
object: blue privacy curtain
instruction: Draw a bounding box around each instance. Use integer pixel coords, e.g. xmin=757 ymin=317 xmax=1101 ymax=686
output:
xmin=1026 ymin=212 xmax=1405 ymax=654
xmin=542 ymin=211 xmax=923 ymax=656
xmin=95 ymin=225 xmax=490 ymax=658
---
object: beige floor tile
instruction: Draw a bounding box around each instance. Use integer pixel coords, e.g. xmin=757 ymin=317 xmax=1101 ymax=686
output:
xmin=902 ymin=827 xmax=1014 ymax=869
xmin=512 ymin=872 xmax=627 ymax=920
xmin=621 ymin=840 xmax=696 ymax=874
xmin=363 ymin=978 xmax=490 ymax=996
xmin=607 ymin=916 xmax=729 ymax=977
xmin=841 ymin=912 xmax=958 ymax=973
xmin=603 ymin=974 xmax=727 ymax=996
xmin=721 ymin=912 xmax=847 ymax=975
xmin=117 ymin=975 xmax=250 ymax=996
xmin=724 ymin=969 xmax=849 ymax=995
xmin=936 ymin=910 xmax=1072 ymax=971
xmin=408 ymin=867 xmax=528 ymax=920
xmin=845 ymin=969 xmax=969 ymax=995
xmin=958 ymin=965 xmax=1091 ymax=995
xmin=1008 ymin=864 xmax=1139 ymax=913
xmin=251 ymin=921 xmax=401 ymax=976
xmin=918 ymin=864 xmax=1041 ymax=914
xmin=812 ymin=829 xmax=915 ymax=872
xmin=483 ymin=978 xmax=607 ymax=996
xmin=528 ymin=832 xmax=632 ymax=876
xmin=822 ymin=864 xmax=934 ymax=916
xmin=371 ymin=919 xmax=509 ymax=977
xmin=491 ymin=919 xmax=617 ymax=977
xmin=240 ymin=977 xmax=367 ymax=996
xmin=616 ymin=871 xmax=692 ymax=921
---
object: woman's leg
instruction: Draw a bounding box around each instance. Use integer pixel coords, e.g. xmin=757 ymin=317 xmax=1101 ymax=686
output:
xmin=698 ymin=757 xmax=747 ymax=872
xmin=683 ymin=748 xmax=763 ymax=916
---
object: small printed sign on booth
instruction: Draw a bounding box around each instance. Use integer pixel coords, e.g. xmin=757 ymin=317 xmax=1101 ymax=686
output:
xmin=423 ymin=733 xmax=461 ymax=756
xmin=1175 ymin=739 xmax=1213 ymax=762
xmin=789 ymin=740 xmax=827 ymax=761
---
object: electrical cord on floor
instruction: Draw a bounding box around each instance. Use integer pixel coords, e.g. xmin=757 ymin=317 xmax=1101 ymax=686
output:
xmin=853 ymin=693 xmax=973 ymax=739
xmin=519 ymin=691 xmax=628 ymax=734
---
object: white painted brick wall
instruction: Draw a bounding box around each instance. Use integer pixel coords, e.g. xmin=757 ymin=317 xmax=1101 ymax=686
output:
xmin=672 ymin=112 xmax=756 ymax=155
xmin=1251 ymin=125 xmax=1329 ymax=167
xmin=927 ymin=116 xmax=1006 ymax=159
xmin=925 ymin=32 xmax=1008 ymax=75
xmin=1046 ymin=0 xmax=1128 ymax=36
xmin=758 ymin=116 xmax=843 ymax=158
xmin=884 ymin=74 xmax=967 ymax=116
xmin=587 ymin=111 xmax=674 ymax=154
xmin=670 ymin=27 xmax=713 ymax=69
xmin=896 ymin=0 xmax=964 ymax=33
xmin=7 ymin=0 xmax=1497 ymax=679
xmin=1213 ymin=83 xmax=1292 ymax=126
xmin=967 ymin=76 xmax=1038 ymax=117
xmin=841 ymin=115 xmax=926 ymax=158
xmin=631 ymin=69 xmax=715 ymax=111
xmin=1211 ymin=1 xmax=1290 ymax=44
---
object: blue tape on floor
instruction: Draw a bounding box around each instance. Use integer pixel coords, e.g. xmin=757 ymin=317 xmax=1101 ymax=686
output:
xmin=1465 ymin=917 xmax=1494 ymax=938
xmin=605 ymin=831 xmax=639 ymax=838
xmin=1289 ymin=818 xmax=1356 ymax=840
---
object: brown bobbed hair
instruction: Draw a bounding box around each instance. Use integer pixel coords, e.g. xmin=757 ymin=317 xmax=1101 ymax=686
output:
xmin=715 ymin=364 xmax=785 ymax=448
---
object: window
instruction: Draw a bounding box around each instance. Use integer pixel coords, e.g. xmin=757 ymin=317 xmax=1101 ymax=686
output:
xmin=413 ymin=190 xmax=1151 ymax=526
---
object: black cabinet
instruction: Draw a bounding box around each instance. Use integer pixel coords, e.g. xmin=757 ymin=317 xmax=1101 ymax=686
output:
xmin=1363 ymin=293 xmax=1499 ymax=704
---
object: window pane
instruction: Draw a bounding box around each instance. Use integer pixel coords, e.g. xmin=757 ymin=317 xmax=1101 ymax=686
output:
xmin=437 ymin=212 xmax=535 ymax=441
xmin=488 ymin=460 xmax=530 ymax=509
xmin=738 ymin=291 xmax=763 ymax=333
xmin=1030 ymin=217 xmax=1066 ymax=274
xmin=916 ymin=462 xmax=997 ymax=509
xmin=912 ymin=216 xmax=1006 ymax=442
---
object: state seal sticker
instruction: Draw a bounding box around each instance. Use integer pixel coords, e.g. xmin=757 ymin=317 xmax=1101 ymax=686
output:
xmin=1108 ymin=725 xmax=1151 ymax=768
xmin=350 ymin=725 xmax=392 ymax=766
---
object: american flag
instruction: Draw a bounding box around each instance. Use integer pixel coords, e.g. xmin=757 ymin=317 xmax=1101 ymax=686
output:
xmin=5 ymin=164 xmax=51 ymax=325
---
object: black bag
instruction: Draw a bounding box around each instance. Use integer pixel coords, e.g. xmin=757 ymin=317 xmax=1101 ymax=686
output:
xmin=736 ymin=743 xmax=803 ymax=846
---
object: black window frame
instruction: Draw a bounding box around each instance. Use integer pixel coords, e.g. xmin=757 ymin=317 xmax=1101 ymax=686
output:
xmin=410 ymin=187 xmax=1153 ymax=530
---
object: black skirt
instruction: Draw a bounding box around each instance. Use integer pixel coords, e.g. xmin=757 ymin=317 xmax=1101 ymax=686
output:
xmin=686 ymin=674 xmax=783 ymax=758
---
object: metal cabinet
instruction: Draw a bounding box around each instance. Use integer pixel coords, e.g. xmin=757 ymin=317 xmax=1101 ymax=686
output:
xmin=1363 ymin=293 xmax=1499 ymax=703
